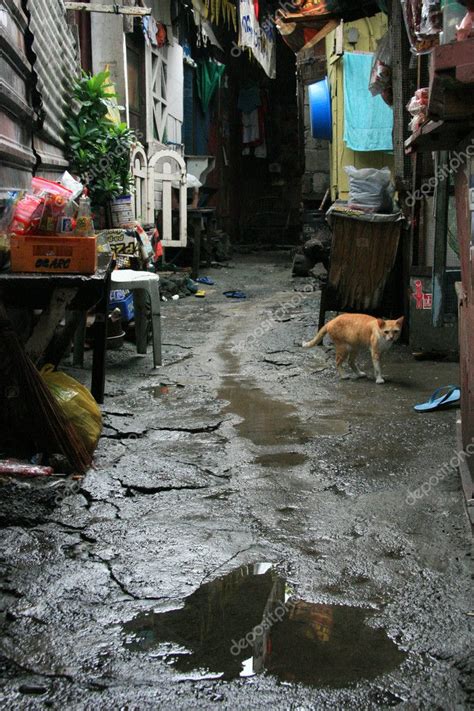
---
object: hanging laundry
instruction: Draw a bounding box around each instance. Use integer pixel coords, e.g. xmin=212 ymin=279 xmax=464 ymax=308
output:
xmin=196 ymin=60 xmax=226 ymax=113
xmin=238 ymin=85 xmax=261 ymax=114
xmin=343 ymin=52 xmax=394 ymax=152
xmin=142 ymin=16 xmax=159 ymax=46
xmin=156 ymin=22 xmax=167 ymax=48
xmin=242 ymin=110 xmax=261 ymax=146
xmin=205 ymin=0 xmax=237 ymax=29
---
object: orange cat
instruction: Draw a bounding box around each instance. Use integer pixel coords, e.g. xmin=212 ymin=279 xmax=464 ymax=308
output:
xmin=303 ymin=314 xmax=404 ymax=384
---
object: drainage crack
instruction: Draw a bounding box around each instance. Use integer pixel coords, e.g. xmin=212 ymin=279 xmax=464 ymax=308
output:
xmin=150 ymin=421 xmax=223 ymax=435
xmin=101 ymin=431 xmax=147 ymax=441
xmin=91 ymin=554 xmax=164 ymax=601
xmin=120 ymin=482 xmax=209 ymax=497
xmin=79 ymin=489 xmax=121 ymax=518
xmin=0 ymin=643 xmax=74 ymax=681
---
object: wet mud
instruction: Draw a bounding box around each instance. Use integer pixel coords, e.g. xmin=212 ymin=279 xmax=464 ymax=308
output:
xmin=124 ymin=563 xmax=406 ymax=688
xmin=0 ymin=254 xmax=471 ymax=709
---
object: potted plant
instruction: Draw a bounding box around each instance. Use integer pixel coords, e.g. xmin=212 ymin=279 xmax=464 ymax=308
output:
xmin=65 ymin=71 xmax=137 ymax=227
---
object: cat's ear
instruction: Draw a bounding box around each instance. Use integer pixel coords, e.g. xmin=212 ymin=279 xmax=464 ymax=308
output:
xmin=396 ymin=317 xmax=405 ymax=327
xmin=377 ymin=319 xmax=385 ymax=329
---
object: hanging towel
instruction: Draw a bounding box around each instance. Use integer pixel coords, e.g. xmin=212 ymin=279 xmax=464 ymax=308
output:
xmin=343 ymin=52 xmax=393 ymax=152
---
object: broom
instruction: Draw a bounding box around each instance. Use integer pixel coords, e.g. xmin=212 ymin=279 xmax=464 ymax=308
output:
xmin=0 ymin=301 xmax=92 ymax=474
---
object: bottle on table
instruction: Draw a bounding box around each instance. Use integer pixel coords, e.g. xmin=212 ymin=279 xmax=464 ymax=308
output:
xmin=75 ymin=192 xmax=95 ymax=237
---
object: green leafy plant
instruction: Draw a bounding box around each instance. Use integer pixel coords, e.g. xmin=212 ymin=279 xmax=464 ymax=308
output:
xmin=65 ymin=71 xmax=136 ymax=207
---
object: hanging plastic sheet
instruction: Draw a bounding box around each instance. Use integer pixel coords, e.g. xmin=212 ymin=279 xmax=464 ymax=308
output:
xmin=238 ymin=0 xmax=276 ymax=79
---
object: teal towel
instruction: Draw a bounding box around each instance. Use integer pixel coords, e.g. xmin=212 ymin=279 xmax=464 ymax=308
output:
xmin=343 ymin=52 xmax=393 ymax=152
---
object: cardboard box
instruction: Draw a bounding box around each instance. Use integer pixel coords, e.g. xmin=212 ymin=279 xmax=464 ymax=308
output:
xmin=10 ymin=234 xmax=97 ymax=274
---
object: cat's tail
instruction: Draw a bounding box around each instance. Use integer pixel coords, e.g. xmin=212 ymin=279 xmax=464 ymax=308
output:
xmin=302 ymin=324 xmax=328 ymax=349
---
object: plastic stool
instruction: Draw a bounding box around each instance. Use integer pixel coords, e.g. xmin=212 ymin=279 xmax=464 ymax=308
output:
xmin=110 ymin=270 xmax=162 ymax=367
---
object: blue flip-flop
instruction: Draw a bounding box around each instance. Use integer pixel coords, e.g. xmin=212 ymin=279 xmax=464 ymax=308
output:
xmin=223 ymin=291 xmax=247 ymax=299
xmin=414 ymin=386 xmax=461 ymax=412
xmin=196 ymin=277 xmax=215 ymax=285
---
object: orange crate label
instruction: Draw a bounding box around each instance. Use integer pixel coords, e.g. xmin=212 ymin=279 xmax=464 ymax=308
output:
xmin=10 ymin=235 xmax=97 ymax=274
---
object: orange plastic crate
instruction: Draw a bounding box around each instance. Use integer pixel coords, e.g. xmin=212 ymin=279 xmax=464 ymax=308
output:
xmin=10 ymin=234 xmax=97 ymax=274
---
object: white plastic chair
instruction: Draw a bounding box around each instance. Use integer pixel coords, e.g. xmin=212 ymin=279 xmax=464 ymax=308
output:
xmin=110 ymin=270 xmax=162 ymax=367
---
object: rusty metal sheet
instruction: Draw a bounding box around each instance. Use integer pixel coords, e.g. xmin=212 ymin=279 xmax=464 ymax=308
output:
xmin=0 ymin=0 xmax=35 ymax=187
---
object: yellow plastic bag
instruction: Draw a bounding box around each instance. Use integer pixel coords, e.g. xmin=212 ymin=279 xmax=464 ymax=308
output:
xmin=41 ymin=365 xmax=102 ymax=457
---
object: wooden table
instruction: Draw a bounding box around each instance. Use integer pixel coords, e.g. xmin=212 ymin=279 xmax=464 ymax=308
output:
xmin=0 ymin=254 xmax=113 ymax=403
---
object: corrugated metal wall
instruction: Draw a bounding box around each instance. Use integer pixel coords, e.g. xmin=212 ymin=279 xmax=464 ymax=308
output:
xmin=27 ymin=0 xmax=79 ymax=177
xmin=0 ymin=0 xmax=79 ymax=189
xmin=0 ymin=0 xmax=35 ymax=188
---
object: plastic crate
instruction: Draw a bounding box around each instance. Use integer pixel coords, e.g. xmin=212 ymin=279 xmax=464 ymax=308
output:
xmin=10 ymin=234 xmax=97 ymax=274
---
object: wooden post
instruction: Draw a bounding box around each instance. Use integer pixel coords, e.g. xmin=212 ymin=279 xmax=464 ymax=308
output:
xmin=432 ymin=151 xmax=450 ymax=327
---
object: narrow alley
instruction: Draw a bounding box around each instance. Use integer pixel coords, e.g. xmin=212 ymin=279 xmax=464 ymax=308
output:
xmin=0 ymin=254 xmax=471 ymax=707
xmin=1 ymin=1 xmax=474 ymax=708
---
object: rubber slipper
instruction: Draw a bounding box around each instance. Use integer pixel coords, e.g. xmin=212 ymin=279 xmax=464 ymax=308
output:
xmin=186 ymin=279 xmax=199 ymax=294
xmin=196 ymin=277 xmax=215 ymax=285
xmin=194 ymin=290 xmax=206 ymax=298
xmin=414 ymin=386 xmax=460 ymax=412
xmin=223 ymin=291 xmax=247 ymax=299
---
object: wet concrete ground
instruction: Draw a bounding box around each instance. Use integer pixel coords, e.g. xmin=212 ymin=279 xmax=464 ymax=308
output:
xmin=0 ymin=253 xmax=472 ymax=709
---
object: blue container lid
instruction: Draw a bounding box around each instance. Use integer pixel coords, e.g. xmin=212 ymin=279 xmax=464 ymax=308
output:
xmin=309 ymin=77 xmax=332 ymax=142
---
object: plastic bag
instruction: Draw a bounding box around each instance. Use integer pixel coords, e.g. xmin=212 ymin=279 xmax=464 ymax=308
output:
xmin=41 ymin=366 xmax=102 ymax=457
xmin=9 ymin=193 xmax=43 ymax=234
xmin=400 ymin=0 xmax=439 ymax=54
xmin=369 ymin=32 xmax=393 ymax=106
xmin=419 ymin=0 xmax=442 ymax=38
xmin=345 ymin=166 xmax=394 ymax=214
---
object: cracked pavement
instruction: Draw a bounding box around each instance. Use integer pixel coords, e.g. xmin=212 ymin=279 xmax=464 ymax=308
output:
xmin=0 ymin=253 xmax=472 ymax=709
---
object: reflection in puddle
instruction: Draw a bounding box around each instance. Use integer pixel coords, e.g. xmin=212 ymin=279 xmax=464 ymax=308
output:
xmin=123 ymin=564 xmax=406 ymax=688
xmin=255 ymin=452 xmax=307 ymax=468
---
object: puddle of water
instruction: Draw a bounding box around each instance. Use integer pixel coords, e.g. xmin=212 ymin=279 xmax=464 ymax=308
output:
xmin=218 ymin=343 xmax=308 ymax=447
xmin=123 ymin=564 xmax=406 ymax=688
xmin=219 ymin=377 xmax=308 ymax=446
xmin=255 ymin=452 xmax=307 ymax=468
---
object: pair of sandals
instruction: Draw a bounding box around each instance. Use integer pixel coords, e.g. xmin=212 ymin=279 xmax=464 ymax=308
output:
xmin=414 ymin=386 xmax=460 ymax=412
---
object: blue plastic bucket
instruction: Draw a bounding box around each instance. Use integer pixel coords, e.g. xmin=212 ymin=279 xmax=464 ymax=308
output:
xmin=309 ymin=77 xmax=332 ymax=142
